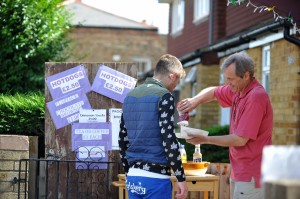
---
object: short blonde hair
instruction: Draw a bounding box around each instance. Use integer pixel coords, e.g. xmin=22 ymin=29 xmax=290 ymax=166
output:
xmin=154 ymin=54 xmax=186 ymax=79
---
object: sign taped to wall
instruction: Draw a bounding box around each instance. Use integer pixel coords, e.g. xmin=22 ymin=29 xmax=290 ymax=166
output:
xmin=79 ymin=108 xmax=107 ymax=123
xmin=91 ymin=64 xmax=137 ymax=103
xmin=47 ymin=90 xmax=92 ymax=129
xmin=46 ymin=64 xmax=91 ymax=99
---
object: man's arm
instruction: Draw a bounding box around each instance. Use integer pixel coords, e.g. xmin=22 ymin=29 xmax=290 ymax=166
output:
xmin=118 ymin=114 xmax=130 ymax=174
xmin=178 ymin=87 xmax=217 ymax=113
xmin=186 ymin=133 xmax=249 ymax=147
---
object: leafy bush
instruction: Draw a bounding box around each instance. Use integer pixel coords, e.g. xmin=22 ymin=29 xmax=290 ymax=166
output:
xmin=0 ymin=0 xmax=73 ymax=94
xmin=178 ymin=125 xmax=230 ymax=163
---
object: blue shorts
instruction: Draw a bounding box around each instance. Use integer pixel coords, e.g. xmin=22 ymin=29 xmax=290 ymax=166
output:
xmin=126 ymin=176 xmax=172 ymax=199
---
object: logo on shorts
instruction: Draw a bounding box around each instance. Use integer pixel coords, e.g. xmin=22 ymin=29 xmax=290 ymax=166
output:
xmin=126 ymin=182 xmax=146 ymax=195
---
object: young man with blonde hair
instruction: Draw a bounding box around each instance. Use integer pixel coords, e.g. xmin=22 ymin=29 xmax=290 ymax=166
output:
xmin=119 ymin=54 xmax=188 ymax=199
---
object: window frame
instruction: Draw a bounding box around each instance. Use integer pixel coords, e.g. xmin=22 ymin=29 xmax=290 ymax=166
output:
xmin=171 ymin=0 xmax=185 ymax=34
xmin=219 ymin=73 xmax=230 ymax=125
xmin=262 ymin=45 xmax=270 ymax=94
xmin=184 ymin=67 xmax=197 ymax=116
xmin=193 ymin=0 xmax=210 ymax=22
xmin=132 ymin=57 xmax=152 ymax=78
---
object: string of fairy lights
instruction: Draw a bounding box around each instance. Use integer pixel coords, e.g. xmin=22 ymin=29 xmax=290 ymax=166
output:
xmin=227 ymin=0 xmax=300 ymax=34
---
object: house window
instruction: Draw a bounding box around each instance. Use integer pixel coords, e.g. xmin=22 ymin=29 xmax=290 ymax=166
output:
xmin=173 ymin=88 xmax=181 ymax=127
xmin=132 ymin=57 xmax=152 ymax=79
xmin=194 ymin=0 xmax=210 ymax=21
xmin=172 ymin=0 xmax=185 ymax=33
xmin=184 ymin=67 xmax=197 ymax=116
xmin=262 ymin=45 xmax=270 ymax=94
xmin=219 ymin=73 xmax=230 ymax=125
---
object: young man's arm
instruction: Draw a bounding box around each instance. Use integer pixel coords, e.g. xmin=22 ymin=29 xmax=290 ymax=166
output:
xmin=118 ymin=114 xmax=130 ymax=174
xmin=159 ymin=93 xmax=186 ymax=182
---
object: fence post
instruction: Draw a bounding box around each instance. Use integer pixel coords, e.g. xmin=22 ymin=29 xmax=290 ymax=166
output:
xmin=208 ymin=163 xmax=231 ymax=199
xmin=45 ymin=62 xmax=137 ymax=199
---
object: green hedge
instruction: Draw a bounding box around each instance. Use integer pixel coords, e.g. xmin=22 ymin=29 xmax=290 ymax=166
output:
xmin=0 ymin=93 xmax=44 ymax=135
xmin=178 ymin=125 xmax=230 ymax=163
xmin=0 ymin=93 xmax=45 ymax=157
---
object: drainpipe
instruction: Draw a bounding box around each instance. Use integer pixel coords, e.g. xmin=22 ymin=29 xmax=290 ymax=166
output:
xmin=283 ymin=22 xmax=300 ymax=46
xmin=208 ymin=0 xmax=214 ymax=45
xmin=283 ymin=21 xmax=300 ymax=76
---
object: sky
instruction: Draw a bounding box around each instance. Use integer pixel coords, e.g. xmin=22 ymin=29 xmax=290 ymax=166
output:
xmin=82 ymin=0 xmax=170 ymax=34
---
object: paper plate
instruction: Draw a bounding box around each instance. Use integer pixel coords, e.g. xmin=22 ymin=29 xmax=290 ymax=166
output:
xmin=175 ymin=133 xmax=191 ymax=139
xmin=175 ymin=126 xmax=209 ymax=139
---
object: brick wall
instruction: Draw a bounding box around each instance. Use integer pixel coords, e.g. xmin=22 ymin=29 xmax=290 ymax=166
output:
xmin=0 ymin=135 xmax=29 ymax=199
xmin=267 ymin=40 xmax=300 ymax=144
xmin=181 ymin=38 xmax=300 ymax=145
xmin=67 ymin=28 xmax=167 ymax=65
xmin=181 ymin=64 xmax=220 ymax=129
xmin=246 ymin=42 xmax=300 ymax=145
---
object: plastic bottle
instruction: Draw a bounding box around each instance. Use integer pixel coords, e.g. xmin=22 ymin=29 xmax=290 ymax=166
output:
xmin=193 ymin=144 xmax=202 ymax=162
xmin=178 ymin=109 xmax=189 ymax=122
xmin=176 ymin=102 xmax=189 ymax=126
xmin=178 ymin=111 xmax=189 ymax=126
xmin=179 ymin=144 xmax=187 ymax=163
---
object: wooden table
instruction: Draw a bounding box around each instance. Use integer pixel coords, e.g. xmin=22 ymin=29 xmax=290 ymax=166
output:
xmin=171 ymin=174 xmax=219 ymax=199
xmin=113 ymin=174 xmax=219 ymax=199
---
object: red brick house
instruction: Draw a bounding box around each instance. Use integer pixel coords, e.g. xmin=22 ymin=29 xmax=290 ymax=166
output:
xmin=160 ymin=0 xmax=300 ymax=145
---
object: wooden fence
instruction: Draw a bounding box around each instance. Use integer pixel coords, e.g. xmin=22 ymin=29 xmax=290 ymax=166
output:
xmin=45 ymin=62 xmax=137 ymax=199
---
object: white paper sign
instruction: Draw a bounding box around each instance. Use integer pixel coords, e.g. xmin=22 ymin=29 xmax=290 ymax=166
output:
xmin=109 ymin=108 xmax=122 ymax=149
xmin=79 ymin=109 xmax=106 ymax=123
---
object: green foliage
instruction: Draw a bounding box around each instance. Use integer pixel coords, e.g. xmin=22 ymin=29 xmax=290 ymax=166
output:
xmin=0 ymin=0 xmax=73 ymax=94
xmin=178 ymin=125 xmax=230 ymax=163
xmin=0 ymin=93 xmax=45 ymax=135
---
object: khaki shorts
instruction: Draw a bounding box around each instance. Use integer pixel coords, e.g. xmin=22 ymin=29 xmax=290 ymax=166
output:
xmin=230 ymin=178 xmax=262 ymax=199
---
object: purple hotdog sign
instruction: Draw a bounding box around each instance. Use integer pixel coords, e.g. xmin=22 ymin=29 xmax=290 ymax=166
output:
xmin=46 ymin=65 xmax=91 ymax=100
xmin=91 ymin=65 xmax=137 ymax=103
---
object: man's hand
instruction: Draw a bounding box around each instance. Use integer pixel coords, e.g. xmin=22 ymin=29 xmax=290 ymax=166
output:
xmin=185 ymin=134 xmax=208 ymax=145
xmin=177 ymin=87 xmax=217 ymax=113
xmin=176 ymin=181 xmax=188 ymax=199
xmin=177 ymin=98 xmax=196 ymax=113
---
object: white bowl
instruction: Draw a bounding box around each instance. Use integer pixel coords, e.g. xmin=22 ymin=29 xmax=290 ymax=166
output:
xmin=183 ymin=161 xmax=210 ymax=176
